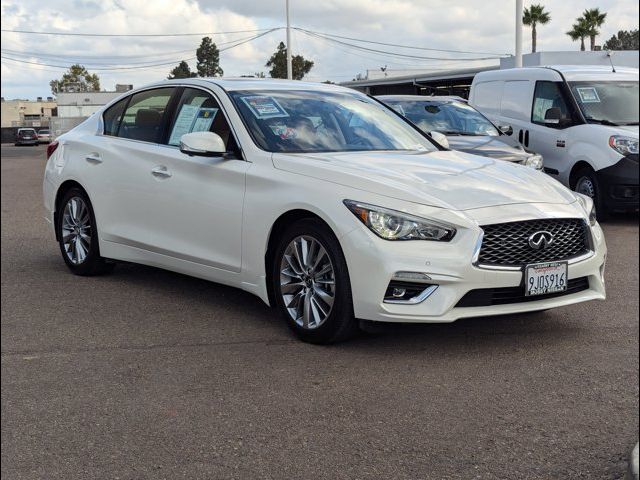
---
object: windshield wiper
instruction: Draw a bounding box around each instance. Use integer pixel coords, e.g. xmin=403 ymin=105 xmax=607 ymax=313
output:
xmin=585 ymin=118 xmax=621 ymax=126
xmin=438 ymin=130 xmax=479 ymax=136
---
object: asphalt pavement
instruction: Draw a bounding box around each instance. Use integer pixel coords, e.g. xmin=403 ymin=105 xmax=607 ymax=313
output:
xmin=1 ymin=144 xmax=638 ymax=479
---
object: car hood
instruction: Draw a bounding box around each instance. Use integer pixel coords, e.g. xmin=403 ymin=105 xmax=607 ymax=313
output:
xmin=446 ymin=136 xmax=530 ymax=162
xmin=272 ymin=150 xmax=576 ymax=211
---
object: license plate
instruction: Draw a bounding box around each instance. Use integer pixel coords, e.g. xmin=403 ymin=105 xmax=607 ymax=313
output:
xmin=525 ymin=261 xmax=568 ymax=297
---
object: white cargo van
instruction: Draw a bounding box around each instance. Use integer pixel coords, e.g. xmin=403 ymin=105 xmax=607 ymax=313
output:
xmin=469 ymin=65 xmax=639 ymax=215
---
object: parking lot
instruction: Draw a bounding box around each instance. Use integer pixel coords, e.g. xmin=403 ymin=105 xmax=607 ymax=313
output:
xmin=1 ymin=143 xmax=638 ymax=479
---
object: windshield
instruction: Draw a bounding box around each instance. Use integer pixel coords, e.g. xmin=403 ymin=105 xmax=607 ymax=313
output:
xmin=569 ymin=81 xmax=639 ymax=126
xmin=228 ymin=90 xmax=437 ymax=153
xmin=382 ymin=99 xmax=499 ymax=136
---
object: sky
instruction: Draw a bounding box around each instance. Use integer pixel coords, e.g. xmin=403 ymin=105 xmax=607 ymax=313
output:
xmin=1 ymin=0 xmax=639 ymax=99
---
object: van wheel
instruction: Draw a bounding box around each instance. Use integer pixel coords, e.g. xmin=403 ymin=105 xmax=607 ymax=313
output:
xmin=271 ymin=218 xmax=357 ymax=344
xmin=573 ymin=167 xmax=608 ymax=221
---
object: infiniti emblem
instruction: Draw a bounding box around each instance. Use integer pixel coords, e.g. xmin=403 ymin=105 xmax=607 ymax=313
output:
xmin=528 ymin=231 xmax=554 ymax=250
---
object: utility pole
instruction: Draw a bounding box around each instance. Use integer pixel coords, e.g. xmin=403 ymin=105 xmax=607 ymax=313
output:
xmin=286 ymin=0 xmax=292 ymax=80
xmin=515 ymin=0 xmax=523 ymax=67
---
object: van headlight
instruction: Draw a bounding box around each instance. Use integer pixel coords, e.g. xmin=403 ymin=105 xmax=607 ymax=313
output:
xmin=609 ymin=136 xmax=639 ymax=155
xmin=524 ymin=153 xmax=544 ymax=170
xmin=576 ymin=193 xmax=597 ymax=226
xmin=344 ymin=200 xmax=456 ymax=241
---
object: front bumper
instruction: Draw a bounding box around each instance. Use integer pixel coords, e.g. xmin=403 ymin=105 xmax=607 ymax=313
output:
xmin=341 ymin=202 xmax=607 ymax=323
xmin=598 ymin=154 xmax=639 ymax=211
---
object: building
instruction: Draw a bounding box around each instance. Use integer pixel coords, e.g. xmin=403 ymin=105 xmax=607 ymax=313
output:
xmin=51 ymin=85 xmax=133 ymax=138
xmin=342 ymin=50 xmax=639 ymax=98
xmin=0 ymin=98 xmax=57 ymax=128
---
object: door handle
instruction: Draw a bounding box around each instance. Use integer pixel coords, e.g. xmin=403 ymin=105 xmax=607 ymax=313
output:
xmin=85 ymin=153 xmax=102 ymax=164
xmin=151 ymin=166 xmax=172 ymax=178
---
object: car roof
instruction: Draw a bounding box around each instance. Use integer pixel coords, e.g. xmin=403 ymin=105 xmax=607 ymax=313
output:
xmin=137 ymin=77 xmax=358 ymax=94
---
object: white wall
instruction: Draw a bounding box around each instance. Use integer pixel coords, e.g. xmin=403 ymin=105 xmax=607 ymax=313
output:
xmin=500 ymin=51 xmax=639 ymax=69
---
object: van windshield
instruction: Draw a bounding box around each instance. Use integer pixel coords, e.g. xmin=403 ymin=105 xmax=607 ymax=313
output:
xmin=569 ymin=81 xmax=639 ymax=126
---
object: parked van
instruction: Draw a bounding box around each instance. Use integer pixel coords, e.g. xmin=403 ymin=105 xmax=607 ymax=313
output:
xmin=469 ymin=65 xmax=639 ymax=215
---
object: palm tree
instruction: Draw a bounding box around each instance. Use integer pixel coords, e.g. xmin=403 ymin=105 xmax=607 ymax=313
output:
xmin=581 ymin=8 xmax=607 ymax=50
xmin=523 ymin=4 xmax=551 ymax=53
xmin=567 ymin=19 xmax=590 ymax=51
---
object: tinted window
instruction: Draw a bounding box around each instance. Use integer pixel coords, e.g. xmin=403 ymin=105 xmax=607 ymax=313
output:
xmin=228 ymin=90 xmax=437 ymax=153
xmin=532 ymin=81 xmax=573 ymax=127
xmin=118 ymin=88 xmax=174 ymax=143
xmin=103 ymin=97 xmax=128 ymax=136
xmin=166 ymin=88 xmax=234 ymax=150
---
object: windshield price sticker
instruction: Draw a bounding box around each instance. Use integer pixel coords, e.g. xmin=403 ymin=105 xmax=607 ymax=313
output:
xmin=241 ymin=96 xmax=289 ymax=119
xmin=576 ymin=87 xmax=601 ymax=103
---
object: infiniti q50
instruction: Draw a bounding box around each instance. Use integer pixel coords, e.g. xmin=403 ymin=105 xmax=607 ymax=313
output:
xmin=43 ymin=79 xmax=607 ymax=343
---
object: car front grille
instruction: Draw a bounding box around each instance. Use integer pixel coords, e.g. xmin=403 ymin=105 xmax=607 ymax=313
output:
xmin=456 ymin=277 xmax=590 ymax=307
xmin=478 ymin=218 xmax=591 ymax=268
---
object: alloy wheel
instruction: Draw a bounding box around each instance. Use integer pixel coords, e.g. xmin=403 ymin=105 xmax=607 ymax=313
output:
xmin=279 ymin=235 xmax=336 ymax=329
xmin=61 ymin=196 xmax=92 ymax=264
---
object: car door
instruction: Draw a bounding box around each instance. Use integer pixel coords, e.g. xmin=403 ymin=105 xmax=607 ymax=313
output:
xmin=138 ymin=86 xmax=250 ymax=273
xmin=527 ymin=81 xmax=579 ymax=178
xmin=84 ymin=87 xmax=180 ymax=253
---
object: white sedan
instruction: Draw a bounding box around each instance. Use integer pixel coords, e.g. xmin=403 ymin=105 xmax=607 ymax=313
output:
xmin=43 ymin=78 xmax=607 ymax=343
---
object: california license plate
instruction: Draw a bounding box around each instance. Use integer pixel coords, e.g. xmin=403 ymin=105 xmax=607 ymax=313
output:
xmin=525 ymin=261 xmax=568 ymax=297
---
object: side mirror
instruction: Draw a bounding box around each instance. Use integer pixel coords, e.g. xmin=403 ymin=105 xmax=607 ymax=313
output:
xmin=544 ymin=107 xmax=562 ymax=125
xmin=497 ymin=123 xmax=513 ymax=136
xmin=430 ymin=131 xmax=450 ymax=149
xmin=180 ymin=131 xmax=226 ymax=157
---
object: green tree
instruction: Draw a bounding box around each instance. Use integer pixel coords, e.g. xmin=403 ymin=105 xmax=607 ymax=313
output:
xmin=168 ymin=60 xmax=197 ymax=79
xmin=581 ymin=8 xmax=607 ymax=50
xmin=265 ymin=42 xmax=314 ymax=80
xmin=523 ymin=4 xmax=551 ymax=53
xmin=196 ymin=37 xmax=223 ymax=77
xmin=603 ymin=29 xmax=640 ymax=51
xmin=50 ymin=64 xmax=100 ymax=95
xmin=567 ymin=19 xmax=590 ymax=51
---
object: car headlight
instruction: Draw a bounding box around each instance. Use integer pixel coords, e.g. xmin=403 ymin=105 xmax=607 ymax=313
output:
xmin=575 ymin=193 xmax=597 ymax=226
xmin=524 ymin=153 xmax=544 ymax=170
xmin=343 ymin=200 xmax=456 ymax=241
xmin=609 ymin=135 xmax=639 ymax=155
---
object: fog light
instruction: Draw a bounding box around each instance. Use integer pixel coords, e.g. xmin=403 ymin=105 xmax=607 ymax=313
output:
xmin=392 ymin=288 xmax=407 ymax=298
xmin=392 ymin=271 xmax=432 ymax=282
xmin=384 ymin=281 xmax=438 ymax=304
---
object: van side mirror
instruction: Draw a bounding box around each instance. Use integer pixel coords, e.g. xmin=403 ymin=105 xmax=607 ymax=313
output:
xmin=180 ymin=131 xmax=226 ymax=157
xmin=497 ymin=123 xmax=513 ymax=136
xmin=544 ymin=107 xmax=562 ymax=125
xmin=429 ymin=131 xmax=450 ymax=149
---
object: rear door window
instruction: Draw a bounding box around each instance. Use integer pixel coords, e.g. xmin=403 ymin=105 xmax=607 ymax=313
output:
xmin=117 ymin=88 xmax=174 ymax=143
xmin=103 ymin=97 xmax=128 ymax=136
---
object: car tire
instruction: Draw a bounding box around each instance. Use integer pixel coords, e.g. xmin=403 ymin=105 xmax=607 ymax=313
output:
xmin=271 ymin=218 xmax=357 ymax=344
xmin=573 ymin=167 xmax=608 ymax=221
xmin=56 ymin=187 xmax=114 ymax=276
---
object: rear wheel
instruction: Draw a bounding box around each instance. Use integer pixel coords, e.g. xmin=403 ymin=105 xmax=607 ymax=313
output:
xmin=56 ymin=188 xmax=114 ymax=276
xmin=272 ymin=219 xmax=356 ymax=344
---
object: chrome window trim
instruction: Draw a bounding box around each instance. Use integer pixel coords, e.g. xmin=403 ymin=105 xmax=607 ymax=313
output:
xmin=98 ymin=83 xmax=246 ymax=160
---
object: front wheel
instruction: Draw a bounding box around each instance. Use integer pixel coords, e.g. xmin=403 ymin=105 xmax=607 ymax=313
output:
xmin=272 ymin=219 xmax=356 ymax=344
xmin=574 ymin=168 xmax=608 ymax=221
xmin=56 ymin=188 xmax=114 ymax=276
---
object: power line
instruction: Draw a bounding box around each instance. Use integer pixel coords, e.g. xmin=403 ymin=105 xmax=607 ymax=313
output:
xmin=296 ymin=28 xmax=509 ymax=56
xmin=299 ymin=29 xmax=506 ymax=61
xmin=0 ymin=27 xmax=281 ymax=37
xmin=0 ymin=29 xmax=279 ymax=71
